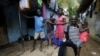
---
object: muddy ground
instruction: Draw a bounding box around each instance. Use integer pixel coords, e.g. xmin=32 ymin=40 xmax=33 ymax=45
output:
xmin=0 ymin=38 xmax=100 ymax=56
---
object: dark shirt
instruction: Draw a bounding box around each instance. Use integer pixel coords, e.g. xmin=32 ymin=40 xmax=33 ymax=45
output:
xmin=47 ymin=18 xmax=55 ymax=33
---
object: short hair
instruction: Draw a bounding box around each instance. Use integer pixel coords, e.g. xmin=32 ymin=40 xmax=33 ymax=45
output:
xmin=57 ymin=8 xmax=64 ymax=15
xmin=71 ymin=15 xmax=78 ymax=20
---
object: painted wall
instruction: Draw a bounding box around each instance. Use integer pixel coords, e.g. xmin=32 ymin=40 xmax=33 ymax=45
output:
xmin=0 ymin=0 xmax=57 ymax=43
xmin=4 ymin=5 xmax=27 ymax=43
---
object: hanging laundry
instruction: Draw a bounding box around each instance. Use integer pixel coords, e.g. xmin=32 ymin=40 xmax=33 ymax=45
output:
xmin=42 ymin=3 xmax=46 ymax=19
xmin=94 ymin=0 xmax=100 ymax=13
xmin=38 ymin=0 xmax=43 ymax=7
xmin=19 ymin=0 xmax=30 ymax=11
xmin=49 ymin=0 xmax=56 ymax=10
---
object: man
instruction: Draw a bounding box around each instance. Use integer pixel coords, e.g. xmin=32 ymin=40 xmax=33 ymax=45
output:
xmin=58 ymin=15 xmax=82 ymax=56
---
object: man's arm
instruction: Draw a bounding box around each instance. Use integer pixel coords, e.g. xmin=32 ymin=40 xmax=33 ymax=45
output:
xmin=22 ymin=14 xmax=34 ymax=18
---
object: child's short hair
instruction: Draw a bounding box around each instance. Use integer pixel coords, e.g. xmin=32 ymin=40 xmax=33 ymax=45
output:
xmin=82 ymin=21 xmax=88 ymax=27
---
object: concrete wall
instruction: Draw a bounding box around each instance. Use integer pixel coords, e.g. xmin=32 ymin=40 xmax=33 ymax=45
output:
xmin=87 ymin=12 xmax=100 ymax=36
xmin=95 ymin=13 xmax=100 ymax=34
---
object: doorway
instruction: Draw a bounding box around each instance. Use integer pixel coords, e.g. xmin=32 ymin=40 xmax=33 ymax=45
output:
xmin=0 ymin=5 xmax=8 ymax=46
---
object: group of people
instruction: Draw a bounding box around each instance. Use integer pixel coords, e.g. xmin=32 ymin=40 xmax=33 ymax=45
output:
xmin=24 ymin=8 xmax=89 ymax=56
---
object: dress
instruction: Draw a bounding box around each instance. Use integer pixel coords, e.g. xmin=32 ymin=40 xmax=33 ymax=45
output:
xmin=55 ymin=15 xmax=65 ymax=39
xmin=47 ymin=18 xmax=55 ymax=38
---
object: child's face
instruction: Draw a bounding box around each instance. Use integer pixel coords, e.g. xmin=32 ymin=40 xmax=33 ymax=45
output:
xmin=37 ymin=9 xmax=41 ymax=15
xmin=50 ymin=12 xmax=54 ymax=17
xmin=82 ymin=24 xmax=87 ymax=28
xmin=58 ymin=9 xmax=63 ymax=15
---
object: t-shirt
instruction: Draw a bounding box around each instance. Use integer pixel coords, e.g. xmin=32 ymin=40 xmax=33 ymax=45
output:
xmin=34 ymin=16 xmax=44 ymax=32
xmin=64 ymin=24 xmax=81 ymax=43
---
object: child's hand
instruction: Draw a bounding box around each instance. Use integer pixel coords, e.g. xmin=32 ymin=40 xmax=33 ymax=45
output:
xmin=62 ymin=37 xmax=66 ymax=42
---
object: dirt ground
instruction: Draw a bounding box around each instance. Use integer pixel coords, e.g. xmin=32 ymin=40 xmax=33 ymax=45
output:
xmin=0 ymin=38 xmax=100 ymax=56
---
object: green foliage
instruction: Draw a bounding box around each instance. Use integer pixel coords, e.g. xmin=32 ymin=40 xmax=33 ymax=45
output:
xmin=56 ymin=0 xmax=79 ymax=21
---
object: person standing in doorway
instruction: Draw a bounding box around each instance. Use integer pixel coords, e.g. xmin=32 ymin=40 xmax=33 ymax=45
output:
xmin=32 ymin=9 xmax=45 ymax=52
xmin=55 ymin=8 xmax=66 ymax=49
xmin=23 ymin=9 xmax=45 ymax=52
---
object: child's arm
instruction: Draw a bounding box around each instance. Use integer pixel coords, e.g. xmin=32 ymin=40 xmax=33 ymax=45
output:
xmin=81 ymin=27 xmax=89 ymax=32
xmin=56 ymin=18 xmax=67 ymax=25
xmin=47 ymin=19 xmax=54 ymax=24
xmin=22 ymin=14 xmax=33 ymax=18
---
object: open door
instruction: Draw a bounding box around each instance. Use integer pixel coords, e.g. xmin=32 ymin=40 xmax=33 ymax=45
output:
xmin=0 ymin=5 xmax=8 ymax=46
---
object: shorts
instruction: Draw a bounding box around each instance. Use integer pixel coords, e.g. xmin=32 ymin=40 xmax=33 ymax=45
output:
xmin=72 ymin=40 xmax=82 ymax=48
xmin=34 ymin=32 xmax=45 ymax=40
xmin=47 ymin=31 xmax=54 ymax=39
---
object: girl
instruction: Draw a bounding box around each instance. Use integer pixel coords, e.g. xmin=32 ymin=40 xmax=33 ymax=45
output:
xmin=80 ymin=22 xmax=89 ymax=43
xmin=47 ymin=12 xmax=55 ymax=46
xmin=55 ymin=8 xmax=66 ymax=48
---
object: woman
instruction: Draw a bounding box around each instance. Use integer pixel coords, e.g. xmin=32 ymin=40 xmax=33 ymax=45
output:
xmin=55 ymin=8 xmax=66 ymax=48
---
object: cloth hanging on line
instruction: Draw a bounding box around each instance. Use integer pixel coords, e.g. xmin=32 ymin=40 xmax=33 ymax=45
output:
xmin=19 ymin=0 xmax=30 ymax=11
xmin=38 ymin=0 xmax=43 ymax=7
xmin=49 ymin=0 xmax=56 ymax=10
xmin=42 ymin=3 xmax=46 ymax=19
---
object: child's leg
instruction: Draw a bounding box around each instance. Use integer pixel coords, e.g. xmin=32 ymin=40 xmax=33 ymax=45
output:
xmin=30 ymin=32 xmax=39 ymax=52
xmin=49 ymin=38 xmax=52 ymax=45
xmin=47 ymin=33 xmax=51 ymax=45
xmin=40 ymin=39 xmax=43 ymax=51
xmin=49 ymin=31 xmax=53 ymax=46
xmin=55 ymin=38 xmax=59 ymax=49
xmin=40 ymin=32 xmax=45 ymax=51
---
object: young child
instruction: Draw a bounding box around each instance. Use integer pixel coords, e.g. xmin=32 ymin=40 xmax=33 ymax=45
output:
xmin=80 ymin=22 xmax=89 ymax=43
xmin=47 ymin=12 xmax=55 ymax=46
xmin=55 ymin=8 xmax=66 ymax=48
xmin=23 ymin=9 xmax=45 ymax=52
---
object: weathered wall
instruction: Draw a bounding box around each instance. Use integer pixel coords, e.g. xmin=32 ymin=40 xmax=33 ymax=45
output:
xmin=87 ymin=12 xmax=100 ymax=36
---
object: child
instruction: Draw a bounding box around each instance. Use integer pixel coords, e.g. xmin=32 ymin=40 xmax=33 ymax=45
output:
xmin=23 ymin=9 xmax=45 ymax=52
xmin=80 ymin=22 xmax=89 ymax=43
xmin=55 ymin=8 xmax=66 ymax=48
xmin=47 ymin=12 xmax=55 ymax=46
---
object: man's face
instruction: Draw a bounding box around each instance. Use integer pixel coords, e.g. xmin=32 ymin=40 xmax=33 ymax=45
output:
xmin=71 ymin=19 xmax=77 ymax=25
